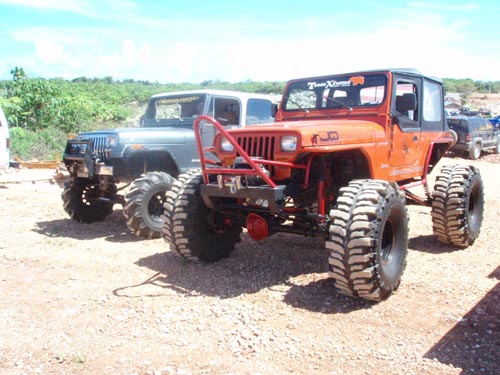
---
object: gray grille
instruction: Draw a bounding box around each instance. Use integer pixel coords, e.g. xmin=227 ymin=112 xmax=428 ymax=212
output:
xmin=81 ymin=136 xmax=109 ymax=161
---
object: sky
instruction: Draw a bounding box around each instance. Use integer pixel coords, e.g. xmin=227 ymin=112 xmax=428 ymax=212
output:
xmin=0 ymin=0 xmax=499 ymax=83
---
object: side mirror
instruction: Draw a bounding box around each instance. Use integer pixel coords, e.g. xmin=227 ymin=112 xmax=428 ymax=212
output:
xmin=271 ymin=103 xmax=278 ymax=118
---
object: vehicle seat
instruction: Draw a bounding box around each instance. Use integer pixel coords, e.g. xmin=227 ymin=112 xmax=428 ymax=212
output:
xmin=395 ymin=93 xmax=416 ymax=117
xmin=221 ymin=104 xmax=239 ymax=125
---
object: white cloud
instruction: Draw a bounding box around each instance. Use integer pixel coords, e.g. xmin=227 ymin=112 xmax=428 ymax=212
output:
xmin=2 ymin=1 xmax=499 ymax=82
xmin=0 ymin=0 xmax=86 ymax=14
xmin=11 ymin=26 xmax=97 ymax=46
xmin=35 ymin=41 xmax=64 ymax=64
xmin=408 ymin=2 xmax=479 ymax=11
xmin=0 ymin=0 xmax=140 ymax=19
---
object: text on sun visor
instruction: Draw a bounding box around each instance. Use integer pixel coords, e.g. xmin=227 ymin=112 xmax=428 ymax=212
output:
xmin=307 ymin=76 xmax=365 ymax=90
xmin=156 ymin=96 xmax=201 ymax=105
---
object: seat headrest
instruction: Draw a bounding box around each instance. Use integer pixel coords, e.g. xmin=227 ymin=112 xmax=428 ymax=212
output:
xmin=396 ymin=93 xmax=416 ymax=112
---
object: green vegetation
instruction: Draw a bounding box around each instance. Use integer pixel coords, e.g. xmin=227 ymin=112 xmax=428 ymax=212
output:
xmin=0 ymin=70 xmax=285 ymax=161
xmin=1 ymin=67 xmax=498 ymax=161
xmin=443 ymin=78 xmax=500 ymax=95
xmin=443 ymin=78 xmax=500 ymax=106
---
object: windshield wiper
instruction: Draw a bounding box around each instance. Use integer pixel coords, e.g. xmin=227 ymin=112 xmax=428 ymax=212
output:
xmin=325 ymin=97 xmax=353 ymax=111
xmin=284 ymin=97 xmax=310 ymax=114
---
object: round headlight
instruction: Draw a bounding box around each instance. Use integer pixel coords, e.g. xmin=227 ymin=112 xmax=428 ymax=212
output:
xmin=281 ymin=135 xmax=297 ymax=152
xmin=220 ymin=137 xmax=234 ymax=152
xmin=107 ymin=135 xmax=118 ymax=148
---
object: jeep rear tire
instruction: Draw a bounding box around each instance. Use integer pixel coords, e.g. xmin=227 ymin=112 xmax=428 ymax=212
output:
xmin=431 ymin=165 xmax=484 ymax=247
xmin=62 ymin=178 xmax=116 ymax=223
xmin=162 ymin=170 xmax=242 ymax=263
xmin=123 ymin=172 xmax=175 ymax=239
xmin=327 ymin=180 xmax=408 ymax=302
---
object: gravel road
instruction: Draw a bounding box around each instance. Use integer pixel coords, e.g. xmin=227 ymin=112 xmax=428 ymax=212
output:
xmin=0 ymin=155 xmax=499 ymax=375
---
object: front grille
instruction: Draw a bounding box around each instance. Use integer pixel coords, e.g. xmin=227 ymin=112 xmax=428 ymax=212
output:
xmin=236 ymin=135 xmax=276 ymax=176
xmin=81 ymin=136 xmax=109 ymax=162
xmin=236 ymin=135 xmax=276 ymax=160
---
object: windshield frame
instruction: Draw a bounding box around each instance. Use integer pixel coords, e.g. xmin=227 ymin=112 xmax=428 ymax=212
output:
xmin=282 ymin=73 xmax=388 ymax=113
xmin=142 ymin=94 xmax=208 ymax=127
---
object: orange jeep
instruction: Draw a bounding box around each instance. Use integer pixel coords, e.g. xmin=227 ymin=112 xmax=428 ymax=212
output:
xmin=163 ymin=69 xmax=484 ymax=302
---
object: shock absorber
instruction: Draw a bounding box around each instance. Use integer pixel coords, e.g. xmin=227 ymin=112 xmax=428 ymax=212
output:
xmin=317 ymin=156 xmax=326 ymax=219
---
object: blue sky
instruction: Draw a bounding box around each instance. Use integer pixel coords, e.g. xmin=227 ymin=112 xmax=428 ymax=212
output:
xmin=0 ymin=0 xmax=499 ymax=83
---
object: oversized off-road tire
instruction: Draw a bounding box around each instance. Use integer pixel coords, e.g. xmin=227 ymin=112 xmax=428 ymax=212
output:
xmin=123 ymin=172 xmax=175 ymax=239
xmin=326 ymin=180 xmax=408 ymax=302
xmin=62 ymin=178 xmax=116 ymax=223
xmin=468 ymin=142 xmax=481 ymax=160
xmin=162 ymin=170 xmax=242 ymax=263
xmin=431 ymin=165 xmax=484 ymax=247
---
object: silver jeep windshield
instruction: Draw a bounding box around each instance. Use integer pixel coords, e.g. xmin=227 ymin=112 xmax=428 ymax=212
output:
xmin=283 ymin=74 xmax=387 ymax=112
xmin=142 ymin=94 xmax=207 ymax=127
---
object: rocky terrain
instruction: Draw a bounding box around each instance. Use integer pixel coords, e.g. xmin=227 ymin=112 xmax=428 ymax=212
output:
xmin=0 ymin=153 xmax=499 ymax=375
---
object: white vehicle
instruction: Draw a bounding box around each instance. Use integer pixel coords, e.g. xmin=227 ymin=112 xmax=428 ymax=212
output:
xmin=0 ymin=106 xmax=10 ymax=169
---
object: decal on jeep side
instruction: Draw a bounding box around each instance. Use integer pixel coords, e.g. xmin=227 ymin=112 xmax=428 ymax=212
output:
xmin=318 ymin=131 xmax=340 ymax=142
xmin=389 ymin=165 xmax=423 ymax=176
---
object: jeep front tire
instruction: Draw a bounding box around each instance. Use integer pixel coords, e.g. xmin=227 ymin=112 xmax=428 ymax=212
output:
xmin=123 ymin=172 xmax=175 ymax=239
xmin=62 ymin=178 xmax=116 ymax=223
xmin=327 ymin=180 xmax=408 ymax=302
xmin=162 ymin=170 xmax=242 ymax=262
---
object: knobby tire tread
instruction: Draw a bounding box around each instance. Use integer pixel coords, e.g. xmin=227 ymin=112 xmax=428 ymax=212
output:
xmin=326 ymin=180 xmax=408 ymax=302
xmin=162 ymin=170 xmax=241 ymax=263
xmin=431 ymin=165 xmax=484 ymax=247
xmin=123 ymin=172 xmax=175 ymax=239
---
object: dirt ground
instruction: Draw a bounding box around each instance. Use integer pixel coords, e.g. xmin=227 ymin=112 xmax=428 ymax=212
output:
xmin=0 ymin=154 xmax=499 ymax=375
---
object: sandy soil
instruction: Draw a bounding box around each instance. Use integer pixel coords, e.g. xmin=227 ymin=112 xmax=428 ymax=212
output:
xmin=0 ymin=154 xmax=499 ymax=375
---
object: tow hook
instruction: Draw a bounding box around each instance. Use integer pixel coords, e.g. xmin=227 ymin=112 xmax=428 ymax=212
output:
xmin=217 ymin=175 xmax=242 ymax=194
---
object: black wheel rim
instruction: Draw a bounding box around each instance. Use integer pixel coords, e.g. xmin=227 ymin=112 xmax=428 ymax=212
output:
xmin=468 ymin=182 xmax=482 ymax=232
xmin=148 ymin=193 xmax=165 ymax=219
xmin=468 ymin=191 xmax=476 ymax=220
xmin=82 ymin=185 xmax=99 ymax=206
xmin=206 ymin=210 xmax=231 ymax=234
xmin=381 ymin=219 xmax=395 ymax=264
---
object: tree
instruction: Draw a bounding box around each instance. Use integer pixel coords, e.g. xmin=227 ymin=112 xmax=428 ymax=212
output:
xmin=10 ymin=66 xmax=27 ymax=81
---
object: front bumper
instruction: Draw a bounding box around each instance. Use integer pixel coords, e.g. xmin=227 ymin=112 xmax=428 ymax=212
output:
xmin=200 ymin=183 xmax=286 ymax=215
xmin=63 ymin=139 xmax=114 ymax=178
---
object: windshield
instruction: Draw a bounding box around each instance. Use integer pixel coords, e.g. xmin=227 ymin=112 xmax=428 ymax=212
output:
xmin=142 ymin=94 xmax=207 ymax=127
xmin=283 ymin=74 xmax=387 ymax=112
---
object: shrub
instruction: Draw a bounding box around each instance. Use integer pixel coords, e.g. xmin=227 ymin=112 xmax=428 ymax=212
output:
xmin=1 ymin=73 xmax=287 ymax=161
xmin=10 ymin=127 xmax=67 ymax=161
